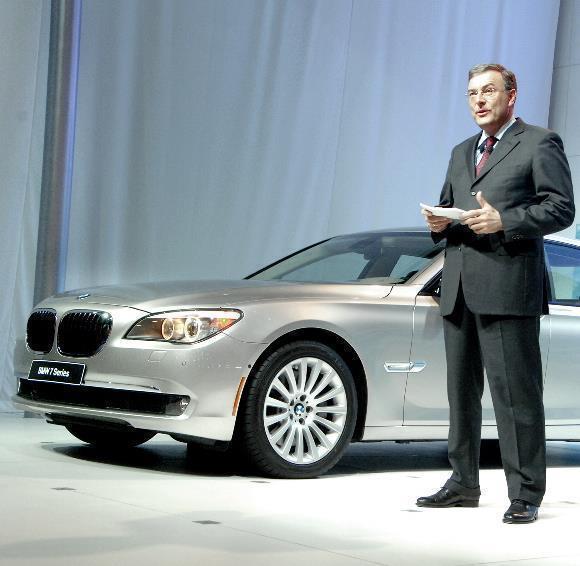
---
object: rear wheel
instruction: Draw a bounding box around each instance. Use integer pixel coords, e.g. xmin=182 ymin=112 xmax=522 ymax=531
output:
xmin=65 ymin=424 xmax=156 ymax=449
xmin=239 ymin=340 xmax=357 ymax=478
xmin=480 ymin=438 xmax=502 ymax=465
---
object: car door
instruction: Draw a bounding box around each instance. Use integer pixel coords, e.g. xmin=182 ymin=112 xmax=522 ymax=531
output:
xmin=403 ymin=274 xmax=549 ymax=427
xmin=543 ymin=240 xmax=580 ymax=430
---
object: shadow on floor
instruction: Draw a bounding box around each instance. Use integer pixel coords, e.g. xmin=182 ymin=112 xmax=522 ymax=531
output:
xmin=45 ymin=436 xmax=580 ymax=479
xmin=49 ymin=441 xmax=241 ymax=477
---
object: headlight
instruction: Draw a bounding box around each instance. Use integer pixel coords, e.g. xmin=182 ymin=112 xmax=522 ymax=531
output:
xmin=125 ymin=309 xmax=242 ymax=344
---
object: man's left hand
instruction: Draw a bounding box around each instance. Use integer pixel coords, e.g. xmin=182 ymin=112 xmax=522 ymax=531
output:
xmin=461 ymin=192 xmax=503 ymax=234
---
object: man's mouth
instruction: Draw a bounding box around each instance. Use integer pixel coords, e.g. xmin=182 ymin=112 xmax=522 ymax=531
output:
xmin=476 ymin=109 xmax=489 ymax=117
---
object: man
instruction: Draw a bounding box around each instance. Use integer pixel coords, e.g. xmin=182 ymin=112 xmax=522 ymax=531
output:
xmin=418 ymin=64 xmax=575 ymax=523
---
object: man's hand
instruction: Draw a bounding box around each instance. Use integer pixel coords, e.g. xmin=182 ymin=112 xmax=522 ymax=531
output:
xmin=461 ymin=192 xmax=503 ymax=234
xmin=422 ymin=209 xmax=451 ymax=233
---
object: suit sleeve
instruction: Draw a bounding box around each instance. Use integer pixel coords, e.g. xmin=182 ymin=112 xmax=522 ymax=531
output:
xmin=500 ymin=132 xmax=575 ymax=240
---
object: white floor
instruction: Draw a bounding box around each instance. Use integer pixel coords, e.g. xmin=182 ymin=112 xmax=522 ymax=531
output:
xmin=2 ymin=412 xmax=580 ymax=566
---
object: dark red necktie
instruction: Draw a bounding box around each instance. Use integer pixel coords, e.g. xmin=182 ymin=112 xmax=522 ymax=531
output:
xmin=475 ymin=136 xmax=497 ymax=176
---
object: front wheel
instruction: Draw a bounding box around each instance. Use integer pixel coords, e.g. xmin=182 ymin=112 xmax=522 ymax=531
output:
xmin=238 ymin=341 xmax=358 ymax=478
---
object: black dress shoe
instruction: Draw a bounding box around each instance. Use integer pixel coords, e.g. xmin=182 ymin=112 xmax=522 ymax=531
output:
xmin=502 ymin=499 xmax=539 ymax=523
xmin=416 ymin=487 xmax=479 ymax=508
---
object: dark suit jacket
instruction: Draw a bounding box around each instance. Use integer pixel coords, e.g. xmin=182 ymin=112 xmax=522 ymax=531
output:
xmin=436 ymin=118 xmax=575 ymax=317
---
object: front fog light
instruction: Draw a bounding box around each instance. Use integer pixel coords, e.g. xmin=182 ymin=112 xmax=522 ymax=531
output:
xmin=165 ymin=395 xmax=190 ymax=416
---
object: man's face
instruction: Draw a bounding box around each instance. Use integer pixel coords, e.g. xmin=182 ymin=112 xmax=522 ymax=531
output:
xmin=467 ymin=70 xmax=516 ymax=136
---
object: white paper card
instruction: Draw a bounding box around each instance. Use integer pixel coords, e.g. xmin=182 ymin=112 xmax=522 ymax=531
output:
xmin=420 ymin=203 xmax=465 ymax=220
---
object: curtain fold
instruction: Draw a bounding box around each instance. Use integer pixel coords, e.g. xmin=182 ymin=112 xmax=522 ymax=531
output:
xmin=0 ymin=0 xmax=49 ymax=410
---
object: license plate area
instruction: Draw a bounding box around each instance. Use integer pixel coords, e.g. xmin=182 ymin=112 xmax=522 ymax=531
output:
xmin=28 ymin=360 xmax=86 ymax=385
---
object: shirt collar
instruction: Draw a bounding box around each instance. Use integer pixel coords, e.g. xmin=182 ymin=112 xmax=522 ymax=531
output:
xmin=477 ymin=117 xmax=517 ymax=151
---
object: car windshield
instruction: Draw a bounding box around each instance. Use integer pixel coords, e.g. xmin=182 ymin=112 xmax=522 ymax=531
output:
xmin=247 ymin=231 xmax=444 ymax=284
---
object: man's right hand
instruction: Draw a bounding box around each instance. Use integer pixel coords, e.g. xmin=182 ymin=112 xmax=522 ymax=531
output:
xmin=422 ymin=209 xmax=452 ymax=233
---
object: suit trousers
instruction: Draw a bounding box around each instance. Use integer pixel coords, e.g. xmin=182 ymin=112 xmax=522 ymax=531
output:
xmin=442 ymin=284 xmax=546 ymax=506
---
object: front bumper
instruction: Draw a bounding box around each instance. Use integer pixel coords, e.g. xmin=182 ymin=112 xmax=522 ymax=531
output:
xmin=13 ymin=306 xmax=264 ymax=441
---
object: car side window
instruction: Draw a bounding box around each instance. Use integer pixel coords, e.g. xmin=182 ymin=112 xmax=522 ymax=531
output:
xmin=545 ymin=242 xmax=580 ymax=306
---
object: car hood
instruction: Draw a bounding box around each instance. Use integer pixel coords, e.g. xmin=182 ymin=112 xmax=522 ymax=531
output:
xmin=53 ymin=279 xmax=393 ymax=312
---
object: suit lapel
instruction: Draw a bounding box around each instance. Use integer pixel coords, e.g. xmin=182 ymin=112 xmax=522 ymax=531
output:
xmin=464 ymin=135 xmax=480 ymax=184
xmin=472 ymin=119 xmax=525 ymax=184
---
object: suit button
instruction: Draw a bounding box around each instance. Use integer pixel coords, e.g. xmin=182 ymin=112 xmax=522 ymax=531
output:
xmin=471 ymin=191 xmax=476 ymax=196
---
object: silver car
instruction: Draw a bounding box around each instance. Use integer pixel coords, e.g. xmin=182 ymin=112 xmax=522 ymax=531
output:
xmin=13 ymin=228 xmax=580 ymax=478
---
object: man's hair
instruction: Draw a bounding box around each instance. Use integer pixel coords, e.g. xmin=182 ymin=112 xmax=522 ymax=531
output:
xmin=468 ymin=63 xmax=517 ymax=92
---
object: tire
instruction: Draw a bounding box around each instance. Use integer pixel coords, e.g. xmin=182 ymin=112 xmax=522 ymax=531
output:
xmin=238 ymin=340 xmax=358 ymax=478
xmin=480 ymin=438 xmax=502 ymax=465
xmin=65 ymin=424 xmax=156 ymax=449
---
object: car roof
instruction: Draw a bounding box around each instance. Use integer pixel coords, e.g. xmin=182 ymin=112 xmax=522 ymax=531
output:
xmin=331 ymin=227 xmax=580 ymax=246
xmin=545 ymin=234 xmax=580 ymax=246
xmin=331 ymin=227 xmax=434 ymax=238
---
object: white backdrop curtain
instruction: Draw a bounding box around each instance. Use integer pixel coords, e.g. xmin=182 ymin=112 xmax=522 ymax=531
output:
xmin=1 ymin=0 xmax=49 ymax=410
xmin=1 ymin=0 xmax=561 ymax=409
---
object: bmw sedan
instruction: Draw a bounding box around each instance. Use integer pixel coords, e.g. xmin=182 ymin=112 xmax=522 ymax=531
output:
xmin=13 ymin=228 xmax=580 ymax=478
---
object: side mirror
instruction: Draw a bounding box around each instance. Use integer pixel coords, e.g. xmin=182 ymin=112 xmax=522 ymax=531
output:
xmin=418 ymin=274 xmax=442 ymax=298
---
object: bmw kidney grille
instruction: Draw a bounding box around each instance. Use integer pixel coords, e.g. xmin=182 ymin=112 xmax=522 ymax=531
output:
xmin=26 ymin=309 xmax=57 ymax=354
xmin=27 ymin=309 xmax=114 ymax=357
xmin=56 ymin=310 xmax=113 ymax=357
